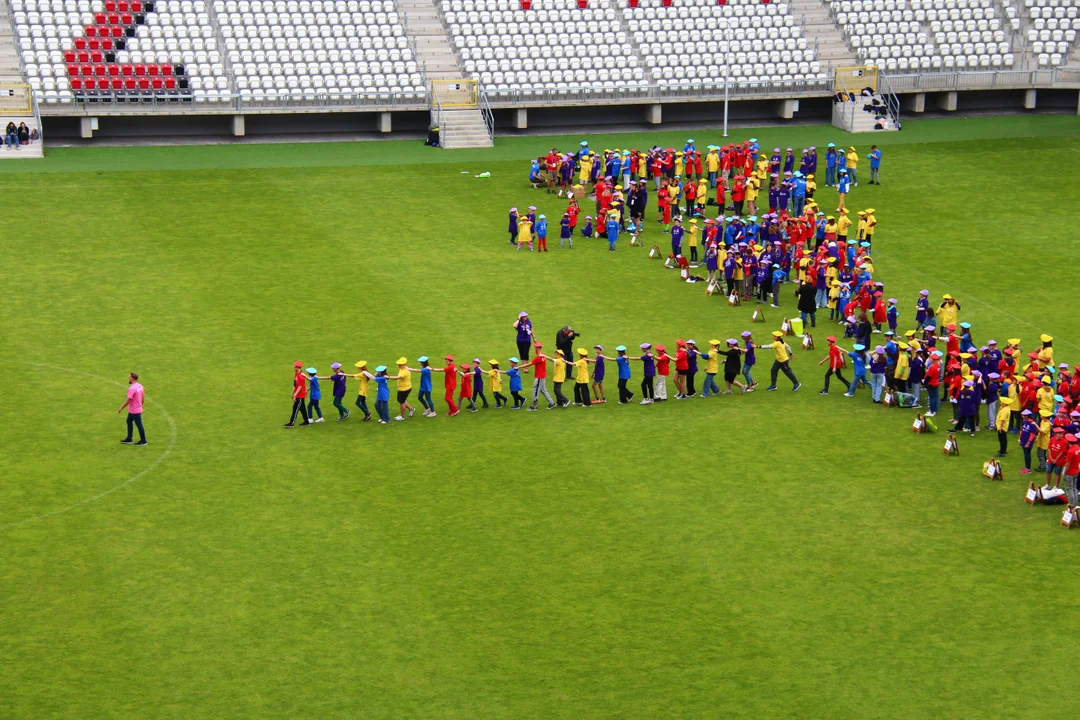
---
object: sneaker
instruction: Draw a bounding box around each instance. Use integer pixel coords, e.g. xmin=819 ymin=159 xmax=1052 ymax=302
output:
xmin=363 ymin=414 xmax=372 ymax=422
xmin=510 ymin=405 xmax=522 ymax=410
xmin=994 ymin=452 xmax=1008 ymax=458
xmin=818 ymin=390 xmax=828 ymax=395
xmin=744 ymin=387 xmax=755 ymax=393
xmin=686 ymin=393 xmax=696 ymax=398
xmin=843 ymin=393 xmax=854 ymax=398
xmin=394 ymin=415 xmax=405 ymax=421
xmin=314 ymin=417 xmax=325 ymax=423
xmin=408 ymin=408 xmax=415 ymax=418
xmin=792 ymin=383 xmax=802 ymax=392
xmin=121 ymin=439 xmax=133 ymax=444
xmin=469 ymin=407 xmax=478 ymax=413
xmin=573 ymin=402 xmax=583 ymax=407
xmin=527 ymin=406 xmax=537 ymax=411
xmin=925 ymin=412 xmax=936 ymax=417
xmin=561 ymin=401 xmax=572 ymax=408
xmin=722 ymin=390 xmax=734 ymax=395
xmin=303 ymin=419 xmax=313 ymax=425
xmin=547 ymin=403 xmax=557 ymax=409
xmin=448 ymin=410 xmax=460 ymax=417
xmin=378 ymin=420 xmax=388 ymax=424
xmin=1018 ymin=468 xmax=1030 ymax=474
xmin=627 ymin=393 xmax=635 ymax=402
xmin=135 ymin=441 xmax=147 ymax=446
xmin=765 ymin=386 xmax=778 ymax=391
xmin=343 ymin=410 xmax=351 ymax=419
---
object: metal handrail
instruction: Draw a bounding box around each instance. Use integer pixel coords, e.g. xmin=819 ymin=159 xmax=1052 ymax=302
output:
xmin=478 ymin=84 xmax=492 ymax=144
xmin=877 ymin=69 xmax=901 ymax=130
xmin=431 ymin=83 xmax=446 ymax=149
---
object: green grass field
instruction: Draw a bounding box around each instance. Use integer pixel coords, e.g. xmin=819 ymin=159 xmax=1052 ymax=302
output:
xmin=3 ymin=115 xmax=1080 ymax=719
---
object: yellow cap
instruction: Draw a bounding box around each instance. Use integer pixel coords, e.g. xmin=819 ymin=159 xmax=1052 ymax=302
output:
xmin=866 ymin=208 xmax=875 ymax=213
xmin=489 ymin=359 xmax=499 ymax=365
xmin=396 ymin=357 xmax=408 ymax=365
xmin=839 ymin=208 xmax=848 ymax=214
xmin=1041 ymin=334 xmax=1053 ymax=343
xmin=904 ymin=330 xmax=916 ymax=338
xmin=1008 ymin=338 xmax=1021 ymax=346
xmin=772 ymin=330 xmax=784 ymax=337
xmin=577 ymin=348 xmax=588 ymax=356
xmin=354 ymin=360 xmax=367 ymax=369
xmin=942 ymin=293 xmax=953 ymax=300
xmin=899 ymin=342 xmax=910 ymax=350
xmin=709 ymin=339 xmax=721 ymax=346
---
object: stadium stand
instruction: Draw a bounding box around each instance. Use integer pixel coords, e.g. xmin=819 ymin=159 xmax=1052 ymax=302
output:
xmin=833 ymin=0 xmax=1017 ymax=72
xmin=10 ymin=0 xmax=215 ymax=103
xmin=624 ymin=0 xmax=826 ymax=86
xmin=1014 ymin=0 xmax=1079 ymax=67
xmin=216 ymin=0 xmax=427 ymax=101
xmin=440 ymin=0 xmax=648 ymax=94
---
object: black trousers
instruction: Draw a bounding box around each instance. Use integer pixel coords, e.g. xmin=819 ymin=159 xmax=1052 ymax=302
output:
xmin=733 ymin=199 xmax=744 ymax=216
xmin=573 ymin=382 xmax=592 ymax=406
xmin=289 ymin=398 xmax=310 ymax=424
xmin=686 ymin=371 xmax=697 ymax=395
xmin=998 ymin=430 xmax=1009 ymax=454
xmin=516 ymin=340 xmax=531 ymax=362
xmin=553 ymin=381 xmax=568 ymax=406
xmin=511 ymin=391 xmax=525 ymax=407
xmin=618 ymin=378 xmax=633 ymax=402
xmin=641 ymin=376 xmax=654 ymax=399
xmin=824 ymin=368 xmax=849 ymax=392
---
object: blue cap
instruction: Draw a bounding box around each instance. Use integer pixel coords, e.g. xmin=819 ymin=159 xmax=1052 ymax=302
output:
xmin=749 ymin=137 xmax=758 ymax=142
xmin=861 ymin=241 xmax=871 ymax=247
xmin=827 ymin=142 xmax=836 ymax=147
xmin=616 ymin=345 xmax=627 ymax=352
xmin=306 ymin=367 xmax=317 ymax=374
xmin=418 ymin=356 xmax=428 ymax=363
xmin=509 ymin=356 xmax=520 ymax=364
xmin=853 ymin=344 xmax=866 ymax=351
xmin=960 ymin=322 xmax=971 ymax=329
xmin=749 ymin=215 xmax=758 ymax=221
xmin=375 ymin=365 xmax=387 ymax=372
xmin=580 ymin=140 xmax=588 ymax=146
xmin=538 ymin=214 xmax=546 ymax=219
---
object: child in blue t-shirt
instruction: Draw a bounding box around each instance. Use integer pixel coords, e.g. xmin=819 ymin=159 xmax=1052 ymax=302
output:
xmin=306 ymin=368 xmax=324 ymax=422
xmin=417 ymin=357 xmax=435 ymax=417
xmin=507 ymin=358 xmax=525 ymax=409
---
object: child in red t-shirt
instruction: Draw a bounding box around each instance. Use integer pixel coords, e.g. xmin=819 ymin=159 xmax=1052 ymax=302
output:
xmin=655 ymin=344 xmax=672 ymax=401
xmin=1046 ymin=428 xmax=1069 ymax=489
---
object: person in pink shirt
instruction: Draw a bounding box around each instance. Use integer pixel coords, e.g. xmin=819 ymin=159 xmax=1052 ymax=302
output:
xmin=118 ymin=372 xmax=147 ymax=445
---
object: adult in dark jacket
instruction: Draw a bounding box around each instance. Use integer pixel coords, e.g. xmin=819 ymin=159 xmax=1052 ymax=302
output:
xmin=556 ymin=326 xmax=579 ymax=361
xmin=796 ymin=280 xmax=818 ymax=328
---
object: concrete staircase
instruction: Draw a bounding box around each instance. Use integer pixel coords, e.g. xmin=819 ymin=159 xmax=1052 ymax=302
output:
xmin=831 ymin=93 xmax=898 ymax=132
xmin=0 ymin=0 xmax=25 ymax=84
xmin=438 ymin=107 xmax=491 ymax=149
xmin=0 ymin=0 xmax=42 ymax=158
xmin=397 ymin=0 xmax=464 ymax=83
xmin=791 ymin=0 xmax=858 ymax=70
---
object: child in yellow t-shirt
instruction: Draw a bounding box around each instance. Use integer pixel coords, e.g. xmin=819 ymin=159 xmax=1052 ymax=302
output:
xmin=487 ymin=360 xmax=508 ymax=408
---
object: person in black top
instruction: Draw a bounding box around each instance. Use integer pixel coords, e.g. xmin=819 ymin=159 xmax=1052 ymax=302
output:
xmin=716 ymin=339 xmax=749 ymax=394
xmin=17 ymin=122 xmax=30 ymax=146
xmin=556 ymin=326 xmax=579 ymax=362
xmin=5 ymin=122 xmax=18 ymax=150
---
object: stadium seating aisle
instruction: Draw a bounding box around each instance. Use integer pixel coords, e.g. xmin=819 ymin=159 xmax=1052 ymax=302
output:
xmin=215 ymin=0 xmax=427 ymax=101
xmin=625 ymin=0 xmax=826 ymax=86
xmin=834 ymin=0 xmax=1018 ymax=72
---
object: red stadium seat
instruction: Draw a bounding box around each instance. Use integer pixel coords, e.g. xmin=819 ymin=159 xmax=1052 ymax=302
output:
xmin=106 ymin=0 xmax=116 ymax=10
xmin=75 ymin=38 xmax=87 ymax=49
xmin=147 ymin=64 xmax=159 ymax=76
xmin=107 ymin=13 xmax=119 ymax=24
xmin=80 ymin=64 xmax=93 ymax=76
xmin=138 ymin=78 xmax=149 ymax=89
xmin=91 ymin=51 xmax=102 ymax=62
xmin=124 ymin=78 xmax=136 ymax=89
xmin=111 ymin=77 xmax=123 ymax=89
xmin=151 ymin=77 xmax=163 ymax=89
xmin=67 ymin=63 xmax=80 ymax=76
xmin=108 ymin=64 xmax=120 ymax=76
xmin=97 ymin=78 xmax=110 ymax=89
xmin=122 ymin=64 xmax=133 ymax=76
xmin=88 ymin=38 xmax=100 ymax=50
xmin=78 ymin=50 xmax=89 ymax=62
xmin=160 ymin=65 xmax=173 ymax=76
xmin=112 ymin=26 xmax=124 ymax=37
xmin=71 ymin=78 xmax=83 ymax=90
xmin=134 ymin=64 xmax=146 ymax=76
xmin=64 ymin=50 xmax=75 ymax=62
xmin=121 ymin=13 xmax=133 ymax=24
xmin=131 ymin=1 xmax=142 ymax=11
xmin=164 ymin=77 xmax=176 ymax=89
xmin=119 ymin=1 xmax=130 ymax=10
xmin=95 ymin=12 xmax=106 ymax=23
xmin=101 ymin=39 xmax=114 ymax=50
xmin=85 ymin=26 xmax=97 ymax=37
xmin=93 ymin=63 xmax=106 ymax=76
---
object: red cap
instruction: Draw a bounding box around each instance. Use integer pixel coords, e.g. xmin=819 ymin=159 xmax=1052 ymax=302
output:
xmin=294 ymin=361 xmax=303 ymax=368
xmin=946 ymin=324 xmax=957 ymax=331
xmin=656 ymin=344 xmax=667 ymax=352
xmin=826 ymin=336 xmax=837 ymax=343
xmin=533 ymin=342 xmax=543 ymax=348
xmin=676 ymin=339 xmax=686 ymax=347
xmin=444 ymin=354 xmax=454 ymax=361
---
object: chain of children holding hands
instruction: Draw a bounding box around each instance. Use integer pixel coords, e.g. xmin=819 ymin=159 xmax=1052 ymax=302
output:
xmin=515 ymin=139 xmax=878 ymax=261
xmin=285 ymin=136 xmax=1080 ymax=513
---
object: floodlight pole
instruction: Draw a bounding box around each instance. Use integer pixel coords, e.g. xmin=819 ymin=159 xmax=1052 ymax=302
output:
xmin=722 ymin=49 xmax=730 ymax=138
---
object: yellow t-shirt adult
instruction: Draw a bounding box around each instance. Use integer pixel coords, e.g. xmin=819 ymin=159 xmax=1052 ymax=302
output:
xmin=995 ymin=404 xmax=1011 ymax=432
xmin=704 ymin=351 xmax=720 ymax=374
xmin=847 ymin=151 xmax=859 ymax=169
xmin=770 ymin=340 xmax=790 ymax=362
xmin=706 ymin=152 xmax=720 ymax=172
xmin=396 ymin=367 xmax=412 ymax=391
xmin=837 ymin=215 xmax=852 ymax=236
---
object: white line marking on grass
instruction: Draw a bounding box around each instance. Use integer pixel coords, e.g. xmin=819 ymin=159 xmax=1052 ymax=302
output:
xmin=872 ymin=253 xmax=1080 ymax=354
xmin=0 ymin=360 xmax=178 ymax=529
